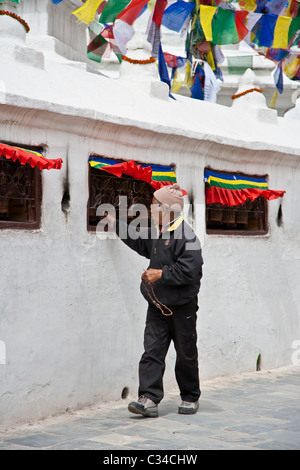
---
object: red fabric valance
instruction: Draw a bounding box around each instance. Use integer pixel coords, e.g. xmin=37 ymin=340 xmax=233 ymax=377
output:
xmin=206 ymin=186 xmax=286 ymax=206
xmin=0 ymin=142 xmax=63 ymax=170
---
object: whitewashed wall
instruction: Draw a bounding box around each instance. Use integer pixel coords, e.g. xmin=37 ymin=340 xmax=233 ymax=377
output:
xmin=0 ymin=108 xmax=299 ymax=426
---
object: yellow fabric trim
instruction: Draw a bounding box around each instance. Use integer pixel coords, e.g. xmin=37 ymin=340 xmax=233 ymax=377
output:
xmin=89 ymin=160 xmax=110 ymax=167
xmin=14 ymin=146 xmax=44 ymax=157
xmin=152 ymin=171 xmax=177 ymax=178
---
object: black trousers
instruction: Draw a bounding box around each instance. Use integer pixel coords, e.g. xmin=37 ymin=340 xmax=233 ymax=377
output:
xmin=138 ymin=300 xmax=201 ymax=404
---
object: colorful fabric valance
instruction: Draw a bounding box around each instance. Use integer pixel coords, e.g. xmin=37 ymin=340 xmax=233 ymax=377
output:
xmin=204 ymin=169 xmax=285 ymax=206
xmin=88 ymin=156 xmax=183 ymax=192
xmin=0 ymin=142 xmax=63 ymax=170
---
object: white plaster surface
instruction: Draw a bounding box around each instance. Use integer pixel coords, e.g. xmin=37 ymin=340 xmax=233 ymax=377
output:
xmin=0 ymin=0 xmax=299 ymax=427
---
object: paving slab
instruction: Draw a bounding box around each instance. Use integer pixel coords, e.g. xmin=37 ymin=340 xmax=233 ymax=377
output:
xmin=0 ymin=365 xmax=299 ymax=452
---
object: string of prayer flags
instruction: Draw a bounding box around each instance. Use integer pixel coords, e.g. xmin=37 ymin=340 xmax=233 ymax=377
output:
xmin=72 ymin=0 xmax=104 ymax=24
xmin=244 ymin=0 xmax=300 ymax=16
xmin=79 ymin=0 xmax=300 ymax=90
xmin=191 ymin=5 xmax=300 ymax=51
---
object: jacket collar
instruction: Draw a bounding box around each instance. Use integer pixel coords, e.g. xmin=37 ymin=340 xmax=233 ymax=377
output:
xmin=158 ymin=214 xmax=184 ymax=235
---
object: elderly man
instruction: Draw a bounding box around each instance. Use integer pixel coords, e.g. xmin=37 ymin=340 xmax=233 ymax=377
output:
xmin=109 ymin=183 xmax=203 ymax=417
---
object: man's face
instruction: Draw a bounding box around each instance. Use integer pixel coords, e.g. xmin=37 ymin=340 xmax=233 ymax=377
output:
xmin=151 ymin=197 xmax=162 ymax=225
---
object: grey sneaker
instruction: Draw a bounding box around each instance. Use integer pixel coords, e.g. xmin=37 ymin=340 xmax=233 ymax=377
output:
xmin=128 ymin=395 xmax=158 ymax=418
xmin=178 ymin=400 xmax=199 ymax=415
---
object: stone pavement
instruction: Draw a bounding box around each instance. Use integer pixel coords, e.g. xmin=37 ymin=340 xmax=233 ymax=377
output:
xmin=0 ymin=365 xmax=299 ymax=451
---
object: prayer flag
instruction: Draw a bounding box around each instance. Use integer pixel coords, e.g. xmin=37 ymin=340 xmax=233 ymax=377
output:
xmin=72 ymin=0 xmax=104 ymax=24
xmin=158 ymin=42 xmax=171 ymax=90
xmin=288 ymin=17 xmax=300 ymax=44
xmin=164 ymin=52 xmax=186 ymax=69
xmin=203 ymin=61 xmax=220 ymax=102
xmin=190 ymin=74 xmax=204 ymax=100
xmin=235 ymin=10 xmax=249 ymax=41
xmin=255 ymin=0 xmax=269 ymax=12
xmin=274 ymin=60 xmax=283 ymax=93
xmin=152 ymin=0 xmax=168 ymax=26
xmin=113 ymin=19 xmax=134 ymax=55
xmin=238 ymin=0 xmax=257 ymax=12
xmin=251 ymin=14 xmax=277 ymax=47
xmin=116 ymin=0 xmax=149 ymax=25
xmin=158 ymin=43 xmax=176 ymax=99
xmin=266 ymin=0 xmax=286 ymax=15
xmin=199 ymin=5 xmax=217 ymax=42
xmin=273 ymin=16 xmax=292 ymax=49
xmin=183 ymin=60 xmax=194 ymax=88
xmin=212 ymin=9 xmax=239 ymax=45
xmin=266 ymin=47 xmax=289 ymax=62
xmin=171 ymin=69 xmax=184 ymax=94
xmin=87 ymin=23 xmax=121 ymax=63
xmin=284 ymin=54 xmax=300 ymax=78
xmin=269 ymin=88 xmax=278 ymax=108
xmin=259 ymin=14 xmax=277 ymax=46
xmin=50 ymin=0 xmax=64 ymax=4
xmin=99 ymin=0 xmax=131 ymax=24
xmin=204 ymin=169 xmax=285 ymax=206
xmin=87 ymin=23 xmax=110 ymax=62
xmin=162 ymin=1 xmax=196 ymax=32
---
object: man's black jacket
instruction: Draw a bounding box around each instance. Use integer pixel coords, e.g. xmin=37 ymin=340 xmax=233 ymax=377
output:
xmin=116 ymin=217 xmax=203 ymax=308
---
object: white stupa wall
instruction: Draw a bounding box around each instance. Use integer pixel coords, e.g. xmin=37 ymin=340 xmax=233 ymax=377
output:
xmin=0 ymin=1 xmax=299 ymax=427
